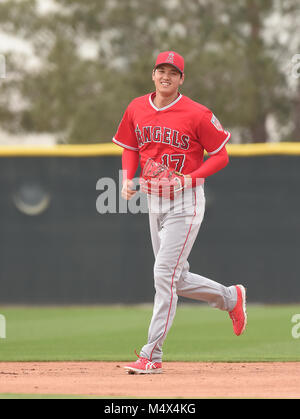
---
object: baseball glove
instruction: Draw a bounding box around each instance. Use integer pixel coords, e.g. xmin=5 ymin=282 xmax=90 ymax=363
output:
xmin=140 ymin=158 xmax=185 ymax=200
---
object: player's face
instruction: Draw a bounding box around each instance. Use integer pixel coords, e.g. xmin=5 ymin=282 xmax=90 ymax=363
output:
xmin=152 ymin=64 xmax=184 ymax=96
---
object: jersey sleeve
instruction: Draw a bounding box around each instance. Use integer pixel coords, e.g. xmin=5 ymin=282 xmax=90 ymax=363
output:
xmin=112 ymin=106 xmax=139 ymax=151
xmin=198 ymin=110 xmax=231 ymax=155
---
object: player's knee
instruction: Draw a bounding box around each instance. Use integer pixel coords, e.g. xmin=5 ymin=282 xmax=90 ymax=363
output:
xmin=153 ymin=261 xmax=180 ymax=287
xmin=154 ymin=262 xmax=170 ymax=278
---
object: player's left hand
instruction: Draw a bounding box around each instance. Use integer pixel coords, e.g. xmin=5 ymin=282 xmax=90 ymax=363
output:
xmin=139 ymin=158 xmax=192 ymax=200
xmin=139 ymin=177 xmax=183 ymax=199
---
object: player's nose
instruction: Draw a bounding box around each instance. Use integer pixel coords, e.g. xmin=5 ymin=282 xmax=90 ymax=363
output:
xmin=162 ymin=74 xmax=171 ymax=81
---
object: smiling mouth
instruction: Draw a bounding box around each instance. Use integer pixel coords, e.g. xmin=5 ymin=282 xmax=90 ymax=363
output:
xmin=161 ymin=82 xmax=171 ymax=86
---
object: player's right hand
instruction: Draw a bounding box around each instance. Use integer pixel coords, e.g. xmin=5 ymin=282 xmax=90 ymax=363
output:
xmin=121 ymin=179 xmax=137 ymax=200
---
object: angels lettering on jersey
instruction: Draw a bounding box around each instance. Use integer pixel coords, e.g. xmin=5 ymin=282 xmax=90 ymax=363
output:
xmin=112 ymin=93 xmax=231 ymax=175
xmin=135 ymin=124 xmax=189 ymax=151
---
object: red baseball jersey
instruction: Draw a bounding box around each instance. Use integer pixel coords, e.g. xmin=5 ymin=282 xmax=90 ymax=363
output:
xmin=113 ymin=92 xmax=230 ymax=175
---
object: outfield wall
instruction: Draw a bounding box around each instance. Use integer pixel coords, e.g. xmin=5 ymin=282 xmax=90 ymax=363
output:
xmin=0 ymin=143 xmax=299 ymax=304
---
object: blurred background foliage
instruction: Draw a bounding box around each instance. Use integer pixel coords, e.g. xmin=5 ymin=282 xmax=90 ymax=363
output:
xmin=0 ymin=0 xmax=299 ymax=144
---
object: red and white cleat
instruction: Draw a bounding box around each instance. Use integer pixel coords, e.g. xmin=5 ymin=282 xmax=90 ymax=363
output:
xmin=124 ymin=352 xmax=162 ymax=375
xmin=229 ymin=285 xmax=247 ymax=336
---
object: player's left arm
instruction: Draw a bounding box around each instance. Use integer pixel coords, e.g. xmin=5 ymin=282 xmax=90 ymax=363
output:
xmin=185 ymin=146 xmax=229 ymax=187
xmin=184 ymin=110 xmax=230 ymax=187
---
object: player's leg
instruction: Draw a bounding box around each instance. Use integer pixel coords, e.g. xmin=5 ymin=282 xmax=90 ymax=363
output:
xmin=176 ymin=262 xmax=247 ymax=335
xmin=176 ymin=261 xmax=237 ymax=311
xmin=140 ymin=204 xmax=203 ymax=363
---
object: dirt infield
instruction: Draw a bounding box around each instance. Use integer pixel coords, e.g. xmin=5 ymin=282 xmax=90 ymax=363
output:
xmin=0 ymin=361 xmax=299 ymax=398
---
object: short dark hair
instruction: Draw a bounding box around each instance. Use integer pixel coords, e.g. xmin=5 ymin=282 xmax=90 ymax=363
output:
xmin=153 ymin=64 xmax=183 ymax=78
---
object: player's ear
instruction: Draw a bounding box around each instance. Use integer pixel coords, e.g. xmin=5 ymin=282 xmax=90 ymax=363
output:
xmin=179 ymin=73 xmax=185 ymax=85
xmin=152 ymin=69 xmax=156 ymax=81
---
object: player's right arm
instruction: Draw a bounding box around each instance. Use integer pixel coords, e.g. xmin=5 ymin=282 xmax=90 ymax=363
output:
xmin=112 ymin=102 xmax=140 ymax=200
xmin=121 ymin=149 xmax=139 ymax=200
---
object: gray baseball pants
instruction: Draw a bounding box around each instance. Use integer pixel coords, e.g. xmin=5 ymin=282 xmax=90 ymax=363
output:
xmin=140 ymin=186 xmax=237 ymax=362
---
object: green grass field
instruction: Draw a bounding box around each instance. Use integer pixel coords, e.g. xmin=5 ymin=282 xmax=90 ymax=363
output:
xmin=0 ymin=303 xmax=300 ymax=362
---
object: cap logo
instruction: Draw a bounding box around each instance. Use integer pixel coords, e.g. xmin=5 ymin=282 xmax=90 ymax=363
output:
xmin=166 ymin=52 xmax=174 ymax=64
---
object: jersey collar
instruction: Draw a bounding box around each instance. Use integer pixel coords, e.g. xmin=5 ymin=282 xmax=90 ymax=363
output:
xmin=149 ymin=92 xmax=182 ymax=111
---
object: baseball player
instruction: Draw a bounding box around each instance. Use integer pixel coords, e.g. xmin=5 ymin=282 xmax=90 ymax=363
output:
xmin=113 ymin=51 xmax=247 ymax=374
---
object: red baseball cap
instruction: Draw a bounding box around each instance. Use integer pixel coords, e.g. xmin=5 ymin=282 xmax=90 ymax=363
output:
xmin=154 ymin=51 xmax=184 ymax=74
